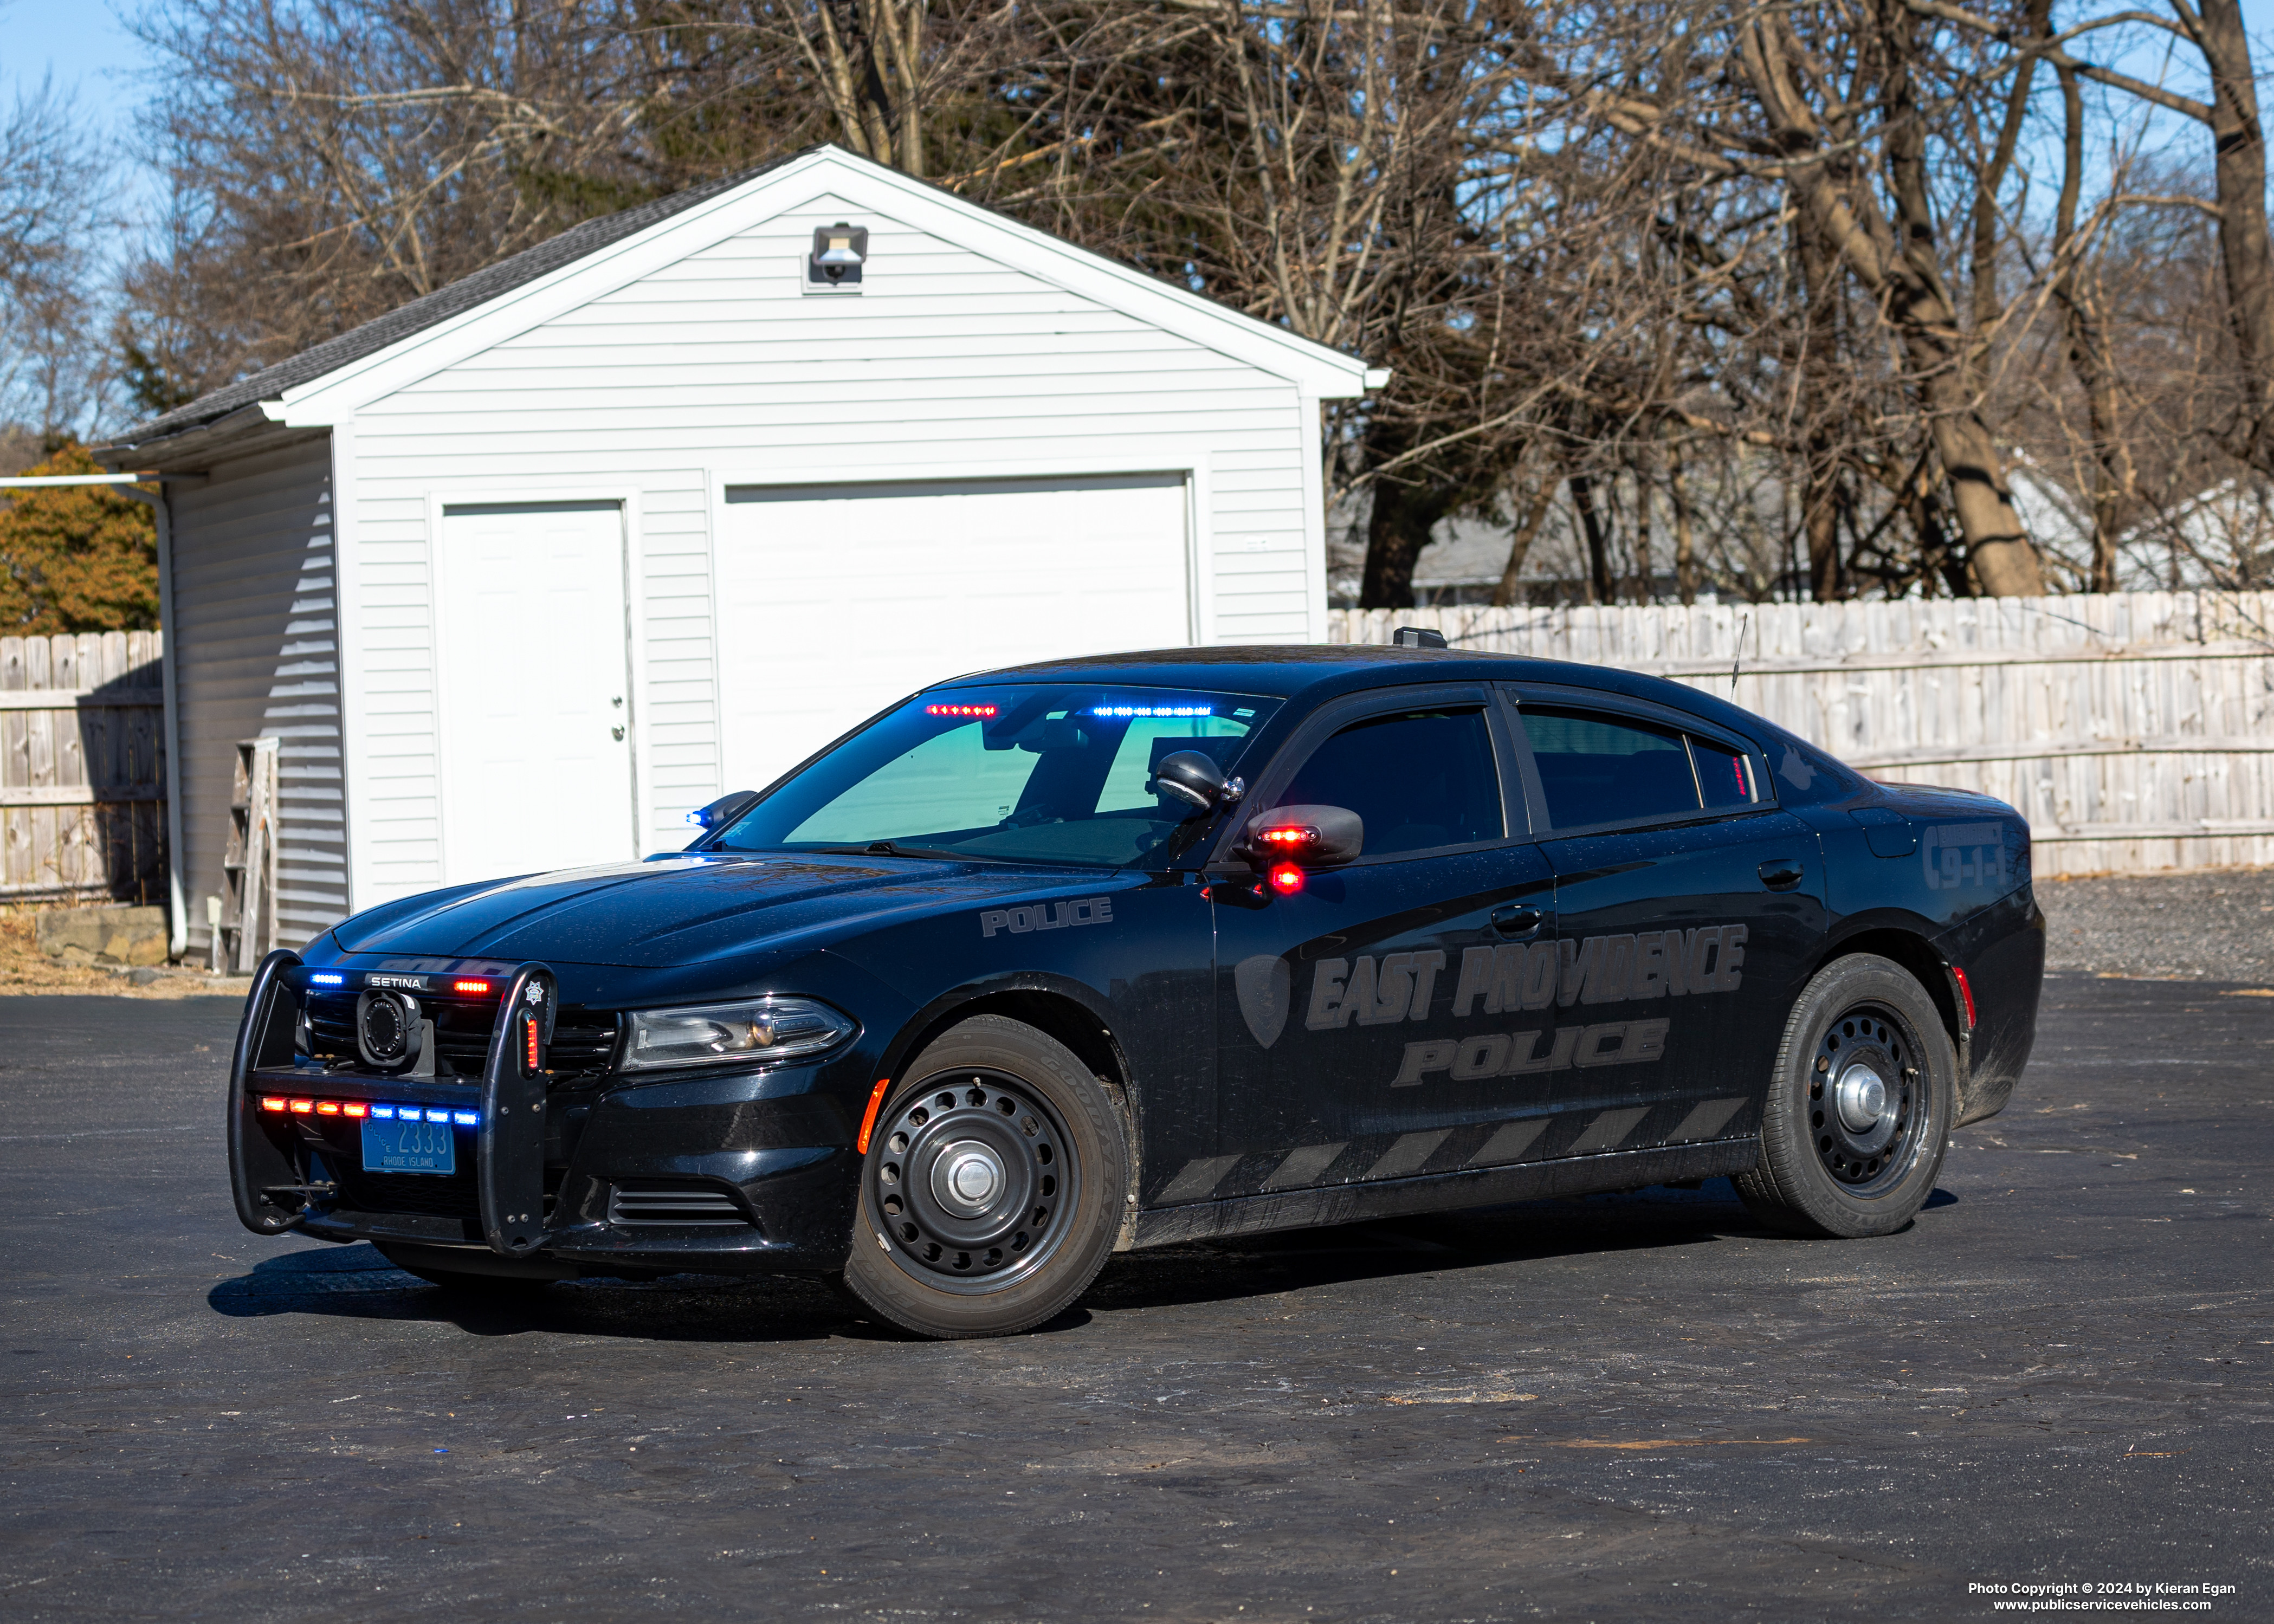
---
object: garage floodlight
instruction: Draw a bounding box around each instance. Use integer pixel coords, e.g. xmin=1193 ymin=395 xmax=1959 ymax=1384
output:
xmin=806 ymin=222 xmax=868 ymax=293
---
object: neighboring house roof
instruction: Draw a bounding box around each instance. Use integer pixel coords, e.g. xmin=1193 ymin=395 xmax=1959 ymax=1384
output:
xmin=107 ymin=143 xmax=1377 ymax=457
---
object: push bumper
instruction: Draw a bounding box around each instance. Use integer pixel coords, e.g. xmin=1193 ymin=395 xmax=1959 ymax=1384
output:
xmin=227 ymin=950 xmax=864 ymax=1277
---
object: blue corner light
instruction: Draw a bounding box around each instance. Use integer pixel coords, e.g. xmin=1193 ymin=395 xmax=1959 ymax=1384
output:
xmin=309 ymin=973 xmax=344 ymax=986
xmin=451 ymin=1111 xmax=478 ymax=1127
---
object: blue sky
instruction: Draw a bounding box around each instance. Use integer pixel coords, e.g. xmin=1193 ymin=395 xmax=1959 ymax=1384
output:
xmin=3 ymin=1 xmax=152 ymax=132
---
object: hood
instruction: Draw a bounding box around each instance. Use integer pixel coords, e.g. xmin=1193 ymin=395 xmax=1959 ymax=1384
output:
xmin=330 ymin=853 xmax=1103 ymax=969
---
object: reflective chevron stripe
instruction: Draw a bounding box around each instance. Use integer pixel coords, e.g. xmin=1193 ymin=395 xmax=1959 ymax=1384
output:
xmin=1154 ymin=1154 xmax=1243 ymax=1204
xmin=1669 ymin=1096 xmax=1746 ymax=1142
xmin=1466 ymin=1116 xmax=1547 ymax=1166
xmin=1149 ymin=1099 xmax=1754 ymax=1206
xmin=1566 ymin=1107 xmax=1649 ymax=1155
xmin=1262 ymin=1141 xmax=1346 ymax=1191
xmin=1366 ymin=1130 xmax=1449 ymax=1181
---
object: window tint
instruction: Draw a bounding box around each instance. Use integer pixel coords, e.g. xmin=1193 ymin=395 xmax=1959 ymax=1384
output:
xmin=1278 ymin=707 xmax=1503 ymax=857
xmin=1521 ymin=710 xmax=1700 ymax=829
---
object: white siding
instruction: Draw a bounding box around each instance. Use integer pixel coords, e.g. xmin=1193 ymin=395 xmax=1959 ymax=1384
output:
xmin=344 ymin=193 xmax=1316 ymax=900
xmin=168 ymin=437 xmax=348 ymax=948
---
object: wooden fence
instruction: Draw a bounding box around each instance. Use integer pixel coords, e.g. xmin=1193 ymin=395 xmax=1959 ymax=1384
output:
xmin=0 ymin=632 xmax=168 ymax=903
xmin=1331 ymin=591 xmax=2274 ymax=878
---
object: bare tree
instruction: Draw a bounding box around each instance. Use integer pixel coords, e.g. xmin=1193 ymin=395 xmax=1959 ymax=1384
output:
xmin=0 ymin=76 xmax=110 ymax=444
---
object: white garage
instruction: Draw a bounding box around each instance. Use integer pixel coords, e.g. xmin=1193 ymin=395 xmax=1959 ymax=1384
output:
xmin=99 ymin=144 xmax=1377 ymax=956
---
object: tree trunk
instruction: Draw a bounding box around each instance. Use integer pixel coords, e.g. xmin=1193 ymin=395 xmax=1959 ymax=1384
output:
xmin=2053 ymin=63 xmax=2137 ymax=593
xmin=1359 ymin=478 xmax=1458 ymax=609
xmin=1738 ymin=6 xmax=2047 ymax=597
xmin=1568 ymin=473 xmax=1615 ymax=604
xmin=1668 ymin=442 xmax=1699 ymax=606
xmin=1489 ymin=474 xmax=1556 ymax=608
xmin=2195 ymin=0 xmax=2274 ymax=469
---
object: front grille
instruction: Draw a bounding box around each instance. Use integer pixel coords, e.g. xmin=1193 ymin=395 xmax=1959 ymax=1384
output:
xmin=306 ymin=993 xmax=618 ymax=1079
xmin=608 ymin=1185 xmax=750 ymax=1226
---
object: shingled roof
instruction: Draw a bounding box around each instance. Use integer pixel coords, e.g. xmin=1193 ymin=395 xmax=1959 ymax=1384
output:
xmin=112 ymin=153 xmax=803 ymax=448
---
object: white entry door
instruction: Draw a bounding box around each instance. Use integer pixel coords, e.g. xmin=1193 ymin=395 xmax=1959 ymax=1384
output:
xmin=436 ymin=501 xmax=636 ymax=883
xmin=715 ymin=473 xmax=1190 ymax=789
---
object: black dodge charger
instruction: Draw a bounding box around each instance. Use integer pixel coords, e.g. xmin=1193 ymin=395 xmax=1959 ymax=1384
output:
xmin=228 ymin=638 xmax=2044 ymax=1337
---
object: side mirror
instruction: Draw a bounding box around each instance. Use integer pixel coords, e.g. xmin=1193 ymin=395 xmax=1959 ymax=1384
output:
xmin=1244 ymin=805 xmax=1364 ymax=869
xmin=1153 ymin=750 xmax=1246 ymax=817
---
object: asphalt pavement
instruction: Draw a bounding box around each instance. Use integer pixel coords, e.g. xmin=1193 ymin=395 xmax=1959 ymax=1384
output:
xmin=1 ymin=975 xmax=2266 ymax=1622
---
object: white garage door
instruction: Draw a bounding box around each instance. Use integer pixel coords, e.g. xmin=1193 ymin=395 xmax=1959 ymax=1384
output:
xmin=435 ymin=501 xmax=636 ymax=883
xmin=716 ymin=473 xmax=1191 ymax=788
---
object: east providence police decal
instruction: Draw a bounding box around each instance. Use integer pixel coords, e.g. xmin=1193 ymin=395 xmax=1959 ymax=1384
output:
xmin=1233 ymin=927 xmax=1750 ymax=1088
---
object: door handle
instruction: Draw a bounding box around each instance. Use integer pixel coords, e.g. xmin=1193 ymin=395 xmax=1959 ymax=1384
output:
xmin=1758 ymin=858 xmax=1804 ymax=891
xmin=1489 ymin=905 xmax=1544 ymax=937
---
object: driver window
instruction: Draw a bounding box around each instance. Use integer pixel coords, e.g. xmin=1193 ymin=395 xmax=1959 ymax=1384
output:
xmin=1278 ymin=707 xmax=1503 ymax=858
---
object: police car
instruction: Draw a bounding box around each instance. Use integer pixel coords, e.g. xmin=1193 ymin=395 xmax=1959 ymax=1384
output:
xmin=227 ymin=635 xmax=2044 ymax=1338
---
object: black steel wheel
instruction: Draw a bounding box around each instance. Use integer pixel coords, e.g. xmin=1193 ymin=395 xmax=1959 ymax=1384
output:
xmin=841 ymin=1015 xmax=1126 ymax=1338
xmin=1736 ymin=953 xmax=1957 ymax=1238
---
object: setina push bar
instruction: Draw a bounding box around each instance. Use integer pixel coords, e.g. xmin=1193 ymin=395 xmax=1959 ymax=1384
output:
xmin=225 ymin=949 xmax=560 ymax=1257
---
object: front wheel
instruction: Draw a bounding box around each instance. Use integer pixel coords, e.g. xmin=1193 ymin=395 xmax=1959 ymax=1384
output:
xmin=839 ymin=1014 xmax=1127 ymax=1338
xmin=1735 ymin=953 xmax=1957 ymax=1238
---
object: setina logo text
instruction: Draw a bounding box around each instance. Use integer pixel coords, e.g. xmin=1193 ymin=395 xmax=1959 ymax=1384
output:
xmin=981 ymin=897 xmax=1114 ymax=939
xmin=1297 ymin=925 xmax=1748 ymax=1088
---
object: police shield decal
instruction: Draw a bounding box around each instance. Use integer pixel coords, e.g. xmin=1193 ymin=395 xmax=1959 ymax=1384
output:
xmin=1234 ymin=954 xmax=1293 ymax=1050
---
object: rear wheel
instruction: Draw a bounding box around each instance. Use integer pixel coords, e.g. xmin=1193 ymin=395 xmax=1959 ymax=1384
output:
xmin=1735 ymin=953 xmax=1956 ymax=1238
xmin=839 ymin=1014 xmax=1126 ymax=1338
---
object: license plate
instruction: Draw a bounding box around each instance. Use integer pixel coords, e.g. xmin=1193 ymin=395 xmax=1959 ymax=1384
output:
xmin=360 ymin=1116 xmax=458 ymax=1175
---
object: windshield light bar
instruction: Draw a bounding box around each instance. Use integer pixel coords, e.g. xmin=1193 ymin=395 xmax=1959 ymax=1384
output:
xmin=1088 ymin=704 xmax=1213 ymax=719
xmin=926 ymin=703 xmax=997 ymax=717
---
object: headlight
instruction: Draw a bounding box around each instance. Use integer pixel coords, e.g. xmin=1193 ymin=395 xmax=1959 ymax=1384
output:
xmin=621 ymin=997 xmax=856 ymax=1071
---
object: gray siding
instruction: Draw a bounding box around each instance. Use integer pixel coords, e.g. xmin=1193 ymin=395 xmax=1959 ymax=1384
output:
xmin=169 ymin=436 xmax=348 ymax=950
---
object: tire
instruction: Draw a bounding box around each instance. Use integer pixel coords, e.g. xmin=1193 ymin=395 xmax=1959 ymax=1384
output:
xmin=1735 ymin=953 xmax=1957 ymax=1239
xmin=839 ymin=1014 xmax=1127 ymax=1339
xmin=375 ymin=1241 xmax=564 ymax=1295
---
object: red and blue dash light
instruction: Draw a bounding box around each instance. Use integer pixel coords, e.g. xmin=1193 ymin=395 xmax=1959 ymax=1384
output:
xmin=260 ymin=1096 xmax=477 ymax=1127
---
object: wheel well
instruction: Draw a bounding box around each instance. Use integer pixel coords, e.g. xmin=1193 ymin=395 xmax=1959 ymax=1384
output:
xmin=1818 ymin=930 xmax=1962 ymax=1052
xmin=895 ymin=990 xmax=1142 ymax=1239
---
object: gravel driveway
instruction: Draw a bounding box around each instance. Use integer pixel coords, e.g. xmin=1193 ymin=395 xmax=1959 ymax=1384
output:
xmin=2039 ymin=865 xmax=2274 ymax=985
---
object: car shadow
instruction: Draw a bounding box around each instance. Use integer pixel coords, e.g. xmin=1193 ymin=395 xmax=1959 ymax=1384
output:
xmin=205 ymin=1180 xmax=1954 ymax=1341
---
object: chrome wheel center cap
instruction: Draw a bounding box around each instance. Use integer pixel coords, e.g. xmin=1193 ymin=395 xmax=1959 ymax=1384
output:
xmin=1835 ymin=1063 xmax=1888 ymax=1132
xmin=933 ymin=1141 xmax=1004 ymax=1213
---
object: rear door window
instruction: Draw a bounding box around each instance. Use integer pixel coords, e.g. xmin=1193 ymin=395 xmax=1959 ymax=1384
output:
xmin=1517 ymin=707 xmax=1766 ymax=831
xmin=1520 ymin=710 xmax=1698 ymax=829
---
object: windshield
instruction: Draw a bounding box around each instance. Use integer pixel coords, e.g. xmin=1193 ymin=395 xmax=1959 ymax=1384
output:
xmin=708 ymin=684 xmax=1283 ymax=869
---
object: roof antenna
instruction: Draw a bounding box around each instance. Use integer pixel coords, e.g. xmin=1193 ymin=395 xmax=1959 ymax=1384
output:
xmin=1392 ymin=626 xmax=1449 ymax=649
xmin=1729 ymin=610 xmax=1749 ymax=694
